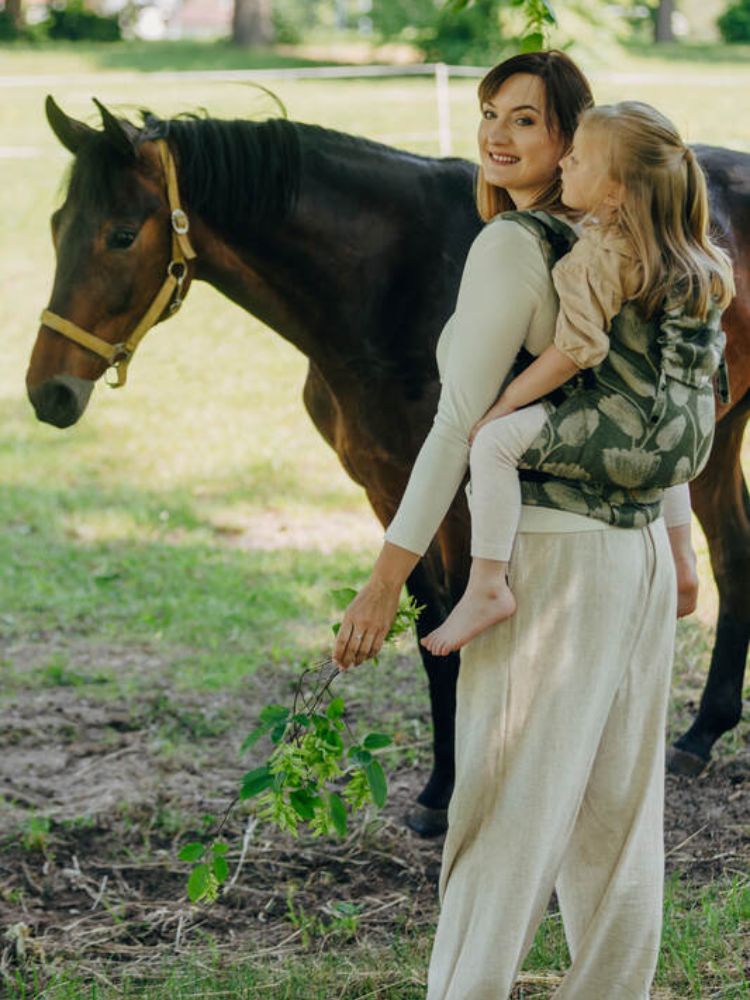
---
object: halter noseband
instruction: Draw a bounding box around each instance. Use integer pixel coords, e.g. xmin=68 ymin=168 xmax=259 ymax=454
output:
xmin=40 ymin=139 xmax=196 ymax=388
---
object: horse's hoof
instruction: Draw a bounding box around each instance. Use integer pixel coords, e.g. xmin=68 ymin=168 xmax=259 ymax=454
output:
xmin=666 ymin=744 xmax=709 ymax=777
xmin=405 ymin=803 xmax=448 ymax=838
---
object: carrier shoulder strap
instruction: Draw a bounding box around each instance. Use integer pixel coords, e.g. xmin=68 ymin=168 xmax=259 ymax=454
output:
xmin=498 ymin=209 xmax=578 ymax=269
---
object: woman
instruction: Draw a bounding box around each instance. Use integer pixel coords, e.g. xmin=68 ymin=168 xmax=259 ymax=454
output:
xmin=334 ymin=50 xmax=691 ymax=999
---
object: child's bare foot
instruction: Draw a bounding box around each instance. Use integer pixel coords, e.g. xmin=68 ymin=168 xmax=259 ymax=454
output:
xmin=421 ymin=581 xmax=516 ymax=656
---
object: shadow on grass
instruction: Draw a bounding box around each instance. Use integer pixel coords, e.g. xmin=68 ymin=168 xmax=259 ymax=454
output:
xmin=0 ymin=478 xmax=373 ymax=689
xmin=0 ymin=39 xmax=345 ymax=74
xmin=94 ymin=39 xmax=342 ymax=73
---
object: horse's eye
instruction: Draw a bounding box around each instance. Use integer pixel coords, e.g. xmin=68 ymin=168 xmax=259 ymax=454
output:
xmin=107 ymin=228 xmax=137 ymax=250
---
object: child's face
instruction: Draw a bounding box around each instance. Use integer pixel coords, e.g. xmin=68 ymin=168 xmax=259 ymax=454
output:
xmin=559 ymin=125 xmax=622 ymax=216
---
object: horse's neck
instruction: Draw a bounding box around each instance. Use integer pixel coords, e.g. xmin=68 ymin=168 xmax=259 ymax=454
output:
xmin=191 ymin=137 xmax=436 ymax=367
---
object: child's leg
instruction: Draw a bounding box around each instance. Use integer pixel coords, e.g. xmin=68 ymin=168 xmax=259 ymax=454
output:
xmin=421 ymin=405 xmax=547 ymax=656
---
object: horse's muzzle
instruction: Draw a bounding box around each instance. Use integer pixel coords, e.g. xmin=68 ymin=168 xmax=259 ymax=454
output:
xmin=27 ymin=374 xmax=95 ymax=428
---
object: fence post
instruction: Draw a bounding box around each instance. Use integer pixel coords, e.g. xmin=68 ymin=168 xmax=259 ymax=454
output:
xmin=435 ymin=62 xmax=452 ymax=156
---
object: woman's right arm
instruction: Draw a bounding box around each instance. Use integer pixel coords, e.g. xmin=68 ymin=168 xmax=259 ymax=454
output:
xmin=334 ymin=221 xmax=552 ymax=669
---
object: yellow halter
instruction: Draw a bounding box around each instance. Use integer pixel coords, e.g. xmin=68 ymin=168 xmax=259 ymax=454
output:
xmin=40 ymin=139 xmax=196 ymax=388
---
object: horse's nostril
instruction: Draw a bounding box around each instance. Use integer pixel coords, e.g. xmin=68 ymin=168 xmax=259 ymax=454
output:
xmin=28 ymin=375 xmax=94 ymax=428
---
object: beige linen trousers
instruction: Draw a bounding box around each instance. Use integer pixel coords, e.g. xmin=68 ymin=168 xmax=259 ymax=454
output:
xmin=426 ymin=519 xmax=676 ymax=1000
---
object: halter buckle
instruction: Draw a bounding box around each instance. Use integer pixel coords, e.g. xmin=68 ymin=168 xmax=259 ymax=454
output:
xmin=167 ymin=260 xmax=187 ymax=314
xmin=171 ymin=208 xmax=189 ymax=235
xmin=105 ymin=362 xmax=125 ymax=388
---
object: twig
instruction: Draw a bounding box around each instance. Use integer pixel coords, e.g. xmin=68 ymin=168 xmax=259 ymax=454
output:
xmin=665 ymin=822 xmax=711 ymax=858
xmin=352 ymin=975 xmax=426 ymax=1000
xmin=90 ymin=874 xmax=108 ymax=911
xmin=73 ymin=745 xmax=140 ymax=781
xmin=174 ymin=909 xmax=185 ymax=950
xmin=227 ymin=816 xmax=257 ymax=889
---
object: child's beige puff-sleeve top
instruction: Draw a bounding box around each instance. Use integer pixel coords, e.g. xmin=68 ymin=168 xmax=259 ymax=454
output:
xmin=552 ymin=225 xmax=640 ymax=369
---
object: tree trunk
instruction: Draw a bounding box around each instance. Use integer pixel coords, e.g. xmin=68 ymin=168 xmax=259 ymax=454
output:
xmin=654 ymin=0 xmax=675 ymax=43
xmin=232 ymin=0 xmax=274 ymax=47
xmin=5 ymin=0 xmax=23 ymax=29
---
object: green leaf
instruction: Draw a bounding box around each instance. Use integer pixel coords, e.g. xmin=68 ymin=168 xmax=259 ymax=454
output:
xmin=240 ymin=723 xmax=271 ymax=753
xmin=366 ymin=759 xmax=388 ymax=808
xmin=327 ymin=697 xmax=345 ymax=720
xmin=240 ymin=765 xmax=274 ymax=799
xmin=259 ymin=705 xmax=290 ymax=725
xmin=329 ymin=792 xmax=348 ymax=837
xmin=211 ymin=842 xmax=228 ymax=857
xmin=212 ymin=856 xmax=230 ymax=884
xmin=332 ymin=622 xmax=341 ymax=636
xmin=444 ymin=0 xmax=471 ymax=10
xmin=178 ymin=842 xmax=205 ymax=863
xmin=187 ymin=863 xmax=211 ymax=903
xmin=292 ymin=713 xmax=310 ymax=728
xmin=330 ymin=586 xmax=357 ymax=610
xmin=323 ymin=729 xmax=344 ymax=754
xmin=542 ymin=0 xmax=557 ymax=23
xmin=349 ymin=747 xmax=372 ymax=766
xmin=363 ymin=732 xmax=392 ymax=750
xmin=521 ymin=32 xmax=544 ymax=52
xmin=270 ymin=722 xmax=288 ymax=744
xmin=290 ymin=789 xmax=319 ymax=820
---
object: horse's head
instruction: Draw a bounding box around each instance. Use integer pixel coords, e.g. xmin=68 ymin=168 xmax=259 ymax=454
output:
xmin=27 ymin=97 xmax=195 ymax=427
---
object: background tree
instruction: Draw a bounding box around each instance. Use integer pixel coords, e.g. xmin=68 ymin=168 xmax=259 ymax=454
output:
xmin=717 ymin=0 xmax=750 ymax=40
xmin=654 ymin=0 xmax=676 ymax=41
xmin=4 ymin=0 xmax=23 ymax=29
xmin=232 ymin=0 xmax=275 ymax=47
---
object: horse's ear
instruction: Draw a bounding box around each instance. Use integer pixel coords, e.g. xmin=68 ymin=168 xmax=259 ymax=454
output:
xmin=45 ymin=95 xmax=96 ymax=154
xmin=92 ymin=98 xmax=139 ymax=159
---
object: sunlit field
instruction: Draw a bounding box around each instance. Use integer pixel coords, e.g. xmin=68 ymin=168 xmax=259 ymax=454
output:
xmin=0 ymin=42 xmax=748 ymax=999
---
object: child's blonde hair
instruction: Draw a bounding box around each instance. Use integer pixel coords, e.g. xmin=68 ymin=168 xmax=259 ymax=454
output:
xmin=579 ymin=101 xmax=735 ymax=320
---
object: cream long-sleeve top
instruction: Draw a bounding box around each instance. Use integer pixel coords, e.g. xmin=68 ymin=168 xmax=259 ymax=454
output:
xmin=384 ymin=217 xmax=690 ymax=558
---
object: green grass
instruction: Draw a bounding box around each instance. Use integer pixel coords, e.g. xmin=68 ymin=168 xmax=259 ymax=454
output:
xmin=0 ymin=39 xmax=749 ymax=1000
xmin=3 ymin=876 xmax=747 ymax=998
xmin=0 ymin=38 xmax=338 ymax=74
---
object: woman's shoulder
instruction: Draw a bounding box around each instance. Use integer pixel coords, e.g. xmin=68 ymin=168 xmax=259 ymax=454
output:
xmin=470 ymin=214 xmax=549 ymax=263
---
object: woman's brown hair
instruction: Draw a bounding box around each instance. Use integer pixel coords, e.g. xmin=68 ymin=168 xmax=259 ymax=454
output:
xmin=476 ymin=50 xmax=593 ymax=221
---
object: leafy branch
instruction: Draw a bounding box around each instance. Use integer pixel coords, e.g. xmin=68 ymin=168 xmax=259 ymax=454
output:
xmin=178 ymin=591 xmax=423 ymax=904
xmin=444 ymin=0 xmax=557 ymax=51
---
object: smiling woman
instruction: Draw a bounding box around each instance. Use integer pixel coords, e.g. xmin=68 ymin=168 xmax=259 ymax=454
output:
xmin=331 ymin=49 xmax=705 ymax=1000
xmin=478 ymin=75 xmax=566 ymax=208
xmin=475 ymin=52 xmax=592 ymax=220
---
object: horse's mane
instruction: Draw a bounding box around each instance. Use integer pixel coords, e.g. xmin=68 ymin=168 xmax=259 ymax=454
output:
xmin=64 ymin=111 xmax=439 ymax=241
xmin=153 ymin=115 xmax=302 ymax=236
xmin=152 ymin=115 xmax=433 ymax=238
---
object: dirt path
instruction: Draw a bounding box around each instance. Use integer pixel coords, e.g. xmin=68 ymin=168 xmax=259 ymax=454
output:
xmin=0 ymin=641 xmax=748 ymax=991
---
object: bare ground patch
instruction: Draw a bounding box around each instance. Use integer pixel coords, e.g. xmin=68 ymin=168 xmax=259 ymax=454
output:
xmin=0 ymin=635 xmax=748 ymax=995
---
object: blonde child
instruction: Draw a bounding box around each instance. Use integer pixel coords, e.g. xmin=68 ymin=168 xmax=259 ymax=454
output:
xmin=422 ymin=101 xmax=734 ymax=656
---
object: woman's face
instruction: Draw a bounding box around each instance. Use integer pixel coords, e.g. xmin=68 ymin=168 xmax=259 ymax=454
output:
xmin=478 ymin=73 xmax=566 ymax=209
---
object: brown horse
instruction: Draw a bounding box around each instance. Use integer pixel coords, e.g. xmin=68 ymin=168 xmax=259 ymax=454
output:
xmin=27 ymin=99 xmax=750 ymax=836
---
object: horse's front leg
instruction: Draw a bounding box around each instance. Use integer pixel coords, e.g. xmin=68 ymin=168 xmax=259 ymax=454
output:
xmin=668 ymin=395 xmax=750 ymax=775
xmin=403 ymin=515 xmax=469 ymax=837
